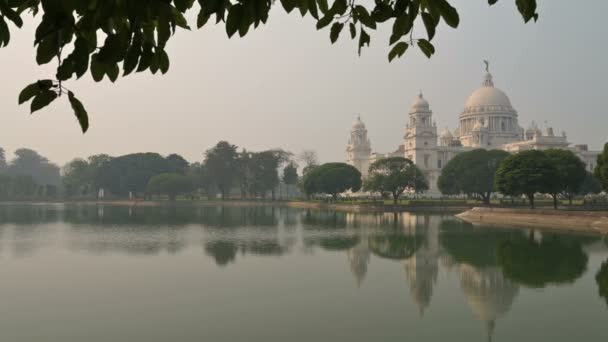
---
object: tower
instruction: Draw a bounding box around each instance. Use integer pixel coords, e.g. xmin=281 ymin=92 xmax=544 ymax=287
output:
xmin=403 ymin=92 xmax=439 ymax=188
xmin=346 ymin=116 xmax=372 ymax=177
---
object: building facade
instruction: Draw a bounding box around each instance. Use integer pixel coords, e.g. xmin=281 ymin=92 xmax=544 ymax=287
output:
xmin=346 ymin=64 xmax=600 ymax=193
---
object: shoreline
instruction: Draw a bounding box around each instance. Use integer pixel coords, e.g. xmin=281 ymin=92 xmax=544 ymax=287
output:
xmin=456 ymin=207 xmax=608 ymax=235
xmin=0 ymin=199 xmax=471 ymax=213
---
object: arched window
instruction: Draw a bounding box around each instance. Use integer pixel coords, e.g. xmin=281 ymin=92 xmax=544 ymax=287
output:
xmin=501 ymin=121 xmax=506 ymax=131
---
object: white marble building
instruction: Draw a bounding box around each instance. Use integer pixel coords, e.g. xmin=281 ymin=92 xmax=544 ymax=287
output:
xmin=346 ymin=63 xmax=600 ymax=193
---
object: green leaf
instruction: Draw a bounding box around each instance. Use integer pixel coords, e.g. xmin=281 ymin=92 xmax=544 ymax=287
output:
xmin=329 ymin=22 xmax=343 ymax=44
xmin=316 ymin=14 xmax=333 ymax=30
xmin=158 ymin=50 xmax=170 ymax=74
xmin=317 ymin=0 xmax=329 ymax=14
xmin=355 ymin=6 xmax=376 ymax=29
xmin=36 ymin=35 xmax=58 ymax=65
xmin=417 ymin=39 xmax=435 ymax=58
xmin=197 ymin=11 xmax=211 ymax=28
xmin=515 ymin=0 xmax=538 ymax=22
xmin=30 ymin=90 xmax=57 ymax=113
xmin=421 ymin=12 xmax=436 ymax=40
xmin=435 ymin=0 xmax=460 ymax=28
xmin=106 ymin=63 xmax=119 ymax=82
xmin=388 ymin=41 xmax=408 ymax=62
xmin=329 ymin=0 xmax=347 ymax=16
xmin=358 ymin=27 xmax=370 ymax=56
xmin=226 ymin=4 xmax=243 ymax=38
xmin=18 ymin=85 xmax=39 ymax=105
xmin=0 ymin=2 xmax=23 ymax=28
xmin=349 ymin=22 xmax=356 ymax=39
xmin=68 ymin=91 xmax=89 ymax=133
xmin=90 ymin=56 xmax=105 ymax=82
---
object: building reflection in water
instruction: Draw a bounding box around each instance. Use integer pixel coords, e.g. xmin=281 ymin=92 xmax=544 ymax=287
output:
xmin=1 ymin=204 xmax=600 ymax=340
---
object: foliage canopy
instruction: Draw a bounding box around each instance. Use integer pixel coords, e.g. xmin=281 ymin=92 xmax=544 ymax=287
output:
xmin=437 ymin=149 xmax=508 ymax=204
xmin=0 ymin=0 xmax=538 ymax=132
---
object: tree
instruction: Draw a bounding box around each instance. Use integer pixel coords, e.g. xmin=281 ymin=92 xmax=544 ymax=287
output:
xmin=7 ymin=148 xmax=61 ymax=187
xmin=597 ymin=259 xmax=608 ymax=307
xmin=302 ymin=162 xmax=361 ymax=200
xmin=405 ymin=164 xmax=429 ymax=195
xmin=364 ymin=157 xmax=417 ymax=204
xmin=438 ymin=149 xmax=509 ymax=204
xmin=595 ymin=143 xmax=608 ymax=192
xmin=96 ymin=152 xmax=172 ymax=197
xmin=147 ymin=173 xmax=194 ymax=201
xmin=0 ymin=147 xmax=6 ymax=171
xmin=497 ymin=234 xmax=588 ymax=288
xmin=299 ymin=150 xmax=319 ymax=176
xmin=283 ymin=162 xmax=299 ymax=185
xmin=577 ymin=172 xmax=602 ymax=197
xmin=544 ymin=149 xmax=587 ymax=207
xmin=166 ymin=154 xmax=190 ymax=174
xmin=495 ymin=150 xmax=559 ymax=209
xmin=204 ymin=141 xmax=239 ymax=200
xmin=62 ymin=158 xmax=93 ymax=197
xmin=0 ymin=1 xmax=539 ymax=132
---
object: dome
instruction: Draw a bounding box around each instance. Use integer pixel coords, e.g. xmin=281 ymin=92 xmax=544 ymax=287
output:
xmin=352 ymin=116 xmax=366 ymax=130
xmin=465 ymin=86 xmax=512 ymax=109
xmin=410 ymin=92 xmax=430 ymax=113
xmin=463 ymin=72 xmax=515 ymax=113
xmin=440 ymin=128 xmax=453 ymax=140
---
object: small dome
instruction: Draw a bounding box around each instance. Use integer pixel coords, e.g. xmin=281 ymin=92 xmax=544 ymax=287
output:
xmin=410 ymin=92 xmax=430 ymax=113
xmin=440 ymin=128 xmax=453 ymax=140
xmin=352 ymin=116 xmax=366 ymax=130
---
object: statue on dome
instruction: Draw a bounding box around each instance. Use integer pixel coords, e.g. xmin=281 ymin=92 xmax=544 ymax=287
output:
xmin=484 ymin=59 xmax=490 ymax=73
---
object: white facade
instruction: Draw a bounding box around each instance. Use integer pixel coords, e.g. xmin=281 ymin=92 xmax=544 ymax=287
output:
xmin=346 ymin=116 xmax=373 ymax=177
xmin=347 ymin=63 xmax=600 ymax=193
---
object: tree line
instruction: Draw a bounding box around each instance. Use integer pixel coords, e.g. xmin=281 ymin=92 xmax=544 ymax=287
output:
xmin=438 ymin=147 xmax=607 ymax=209
xmin=0 ymin=142 xmax=310 ymax=201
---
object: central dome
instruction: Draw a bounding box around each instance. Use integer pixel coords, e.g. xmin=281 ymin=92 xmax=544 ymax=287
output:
xmin=464 ymin=72 xmax=512 ymax=109
xmin=465 ymin=86 xmax=512 ymax=108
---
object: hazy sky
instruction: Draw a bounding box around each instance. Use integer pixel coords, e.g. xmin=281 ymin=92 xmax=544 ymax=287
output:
xmin=1 ymin=0 xmax=606 ymax=166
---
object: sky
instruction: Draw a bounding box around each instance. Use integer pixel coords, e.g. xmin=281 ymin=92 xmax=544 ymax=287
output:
xmin=1 ymin=0 xmax=607 ymax=166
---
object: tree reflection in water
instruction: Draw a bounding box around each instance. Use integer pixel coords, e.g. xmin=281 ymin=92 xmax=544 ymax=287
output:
xmin=596 ymin=259 xmax=608 ymax=306
xmin=497 ymin=234 xmax=589 ymax=288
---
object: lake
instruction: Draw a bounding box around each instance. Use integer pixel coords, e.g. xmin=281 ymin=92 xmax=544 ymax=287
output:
xmin=0 ymin=204 xmax=606 ymax=342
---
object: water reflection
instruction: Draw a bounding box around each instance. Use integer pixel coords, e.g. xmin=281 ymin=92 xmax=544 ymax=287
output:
xmin=0 ymin=203 xmax=605 ymax=338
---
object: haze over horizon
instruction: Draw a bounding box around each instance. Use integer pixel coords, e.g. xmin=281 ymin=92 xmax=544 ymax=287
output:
xmin=1 ymin=0 xmax=606 ymax=166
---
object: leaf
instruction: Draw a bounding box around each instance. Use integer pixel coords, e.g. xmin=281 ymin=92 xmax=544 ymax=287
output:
xmin=226 ymin=4 xmax=243 ymax=38
xmin=358 ymin=27 xmax=370 ymax=56
xmin=90 ymin=56 xmax=105 ymax=82
xmin=417 ymin=39 xmax=435 ymax=58
xmin=106 ymin=63 xmax=119 ymax=82
xmin=18 ymin=82 xmax=42 ymax=104
xmin=316 ymin=14 xmax=333 ymax=30
xmin=197 ymin=11 xmax=211 ymax=28
xmin=68 ymin=91 xmax=89 ymax=133
xmin=515 ymin=0 xmax=538 ymax=22
xmin=329 ymin=22 xmax=343 ymax=44
xmin=435 ymin=0 xmax=460 ymax=28
xmin=329 ymin=0 xmax=347 ymax=15
xmin=488 ymin=0 xmax=498 ymax=4
xmin=36 ymin=35 xmax=58 ymax=65
xmin=421 ymin=12 xmax=436 ymax=40
xmin=317 ymin=0 xmax=329 ymax=14
xmin=0 ymin=2 xmax=23 ymax=28
xmin=355 ymin=6 xmax=376 ymax=29
xmin=158 ymin=50 xmax=170 ymax=74
xmin=388 ymin=42 xmax=408 ymax=62
xmin=30 ymin=90 xmax=57 ymax=113
xmin=349 ymin=22 xmax=356 ymax=39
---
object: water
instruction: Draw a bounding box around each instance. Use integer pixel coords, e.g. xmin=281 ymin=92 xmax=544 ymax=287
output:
xmin=0 ymin=204 xmax=606 ymax=342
